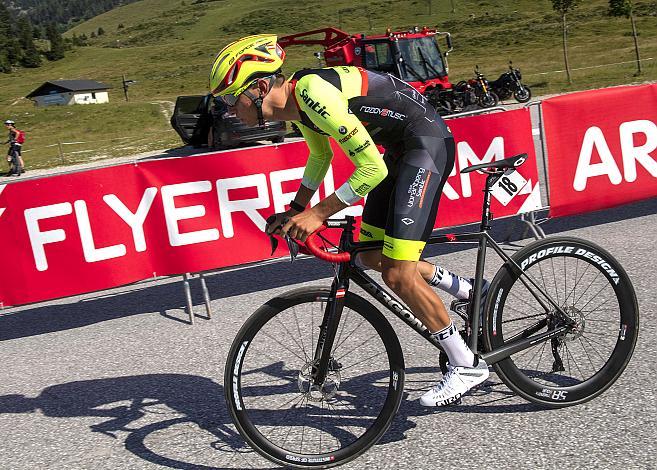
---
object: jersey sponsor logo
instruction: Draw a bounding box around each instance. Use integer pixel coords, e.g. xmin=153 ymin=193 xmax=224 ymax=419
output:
xmin=338 ymin=126 xmax=348 ymax=135
xmin=407 ymin=168 xmax=427 ymax=208
xmin=359 ymin=105 xmax=406 ymax=121
xmin=401 ymin=218 xmax=414 ymax=225
xmin=354 ymin=183 xmax=371 ymax=195
xmin=360 ymin=228 xmax=374 ymax=239
xmin=348 ymin=140 xmax=371 ymax=157
xmin=300 ymin=89 xmax=330 ymax=118
xmin=338 ymin=127 xmax=358 ymax=143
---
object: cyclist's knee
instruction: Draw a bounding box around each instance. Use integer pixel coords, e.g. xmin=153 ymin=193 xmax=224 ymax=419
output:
xmin=356 ymin=251 xmax=382 ymax=271
xmin=381 ymin=260 xmax=417 ymax=295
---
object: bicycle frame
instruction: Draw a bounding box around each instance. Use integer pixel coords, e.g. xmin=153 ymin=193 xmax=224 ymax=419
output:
xmin=310 ymin=171 xmax=574 ymax=386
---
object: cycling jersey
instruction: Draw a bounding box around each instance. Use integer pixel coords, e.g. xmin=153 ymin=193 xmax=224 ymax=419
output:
xmin=290 ymin=66 xmax=454 ymax=261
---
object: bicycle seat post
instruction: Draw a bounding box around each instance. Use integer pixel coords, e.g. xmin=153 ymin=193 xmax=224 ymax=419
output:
xmin=469 ymin=173 xmax=497 ymax=351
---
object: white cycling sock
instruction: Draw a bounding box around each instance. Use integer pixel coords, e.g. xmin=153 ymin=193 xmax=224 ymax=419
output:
xmin=428 ymin=265 xmax=472 ymax=300
xmin=432 ymin=322 xmax=475 ymax=367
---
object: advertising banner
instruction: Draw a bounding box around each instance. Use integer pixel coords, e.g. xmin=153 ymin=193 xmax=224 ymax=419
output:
xmin=543 ymin=83 xmax=657 ymax=217
xmin=0 ymin=108 xmax=540 ymax=306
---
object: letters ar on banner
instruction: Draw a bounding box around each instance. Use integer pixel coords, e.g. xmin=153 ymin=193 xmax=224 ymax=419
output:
xmin=0 ymin=108 xmax=540 ymax=307
xmin=543 ymin=83 xmax=657 ymax=218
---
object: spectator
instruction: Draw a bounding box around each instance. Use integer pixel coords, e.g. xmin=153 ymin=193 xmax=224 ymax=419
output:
xmin=4 ymin=120 xmax=25 ymax=177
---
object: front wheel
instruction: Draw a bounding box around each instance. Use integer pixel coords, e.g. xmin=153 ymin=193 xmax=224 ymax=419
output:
xmin=479 ymin=91 xmax=499 ymax=108
xmin=225 ymin=287 xmax=405 ymax=468
xmin=513 ymin=85 xmax=531 ymax=103
xmin=483 ymin=237 xmax=638 ymax=408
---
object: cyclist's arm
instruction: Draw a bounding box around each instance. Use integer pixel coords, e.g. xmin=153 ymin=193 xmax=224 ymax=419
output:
xmin=291 ymin=122 xmax=334 ymax=208
xmin=295 ymin=74 xmax=388 ymax=207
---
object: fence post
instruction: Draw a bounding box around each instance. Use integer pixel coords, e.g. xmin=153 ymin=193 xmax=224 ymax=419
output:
xmin=183 ymin=273 xmax=194 ymax=324
xmin=58 ymin=142 xmax=64 ymax=164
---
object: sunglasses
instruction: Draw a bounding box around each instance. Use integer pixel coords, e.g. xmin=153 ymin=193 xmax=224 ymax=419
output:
xmin=218 ymin=79 xmax=260 ymax=107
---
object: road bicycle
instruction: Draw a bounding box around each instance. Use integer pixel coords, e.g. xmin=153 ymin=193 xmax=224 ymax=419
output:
xmin=224 ymin=154 xmax=639 ymax=468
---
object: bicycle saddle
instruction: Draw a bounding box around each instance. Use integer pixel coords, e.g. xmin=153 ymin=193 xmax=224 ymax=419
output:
xmin=460 ymin=153 xmax=528 ymax=174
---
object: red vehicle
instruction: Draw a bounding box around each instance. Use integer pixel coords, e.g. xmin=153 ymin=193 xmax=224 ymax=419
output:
xmin=279 ymin=26 xmax=454 ymax=96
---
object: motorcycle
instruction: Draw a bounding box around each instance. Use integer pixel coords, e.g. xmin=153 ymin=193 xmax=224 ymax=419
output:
xmin=490 ymin=61 xmax=532 ymax=103
xmin=471 ymin=65 xmax=499 ymax=108
xmin=427 ymin=66 xmax=499 ymax=115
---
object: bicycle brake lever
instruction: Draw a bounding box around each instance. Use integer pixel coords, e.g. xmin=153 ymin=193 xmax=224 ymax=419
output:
xmin=284 ymin=234 xmax=300 ymax=263
xmin=269 ymin=234 xmax=279 ymax=256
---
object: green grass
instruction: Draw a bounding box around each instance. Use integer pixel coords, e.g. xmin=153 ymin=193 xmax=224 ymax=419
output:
xmin=0 ymin=0 xmax=655 ymax=170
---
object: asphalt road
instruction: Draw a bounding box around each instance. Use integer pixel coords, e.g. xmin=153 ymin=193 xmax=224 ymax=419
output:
xmin=1 ymin=197 xmax=656 ymax=470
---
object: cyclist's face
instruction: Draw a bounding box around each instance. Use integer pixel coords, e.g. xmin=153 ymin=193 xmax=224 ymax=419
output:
xmin=231 ymin=86 xmax=259 ymax=127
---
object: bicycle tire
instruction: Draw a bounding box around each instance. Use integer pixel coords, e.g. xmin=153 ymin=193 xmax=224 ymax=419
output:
xmin=224 ymin=287 xmax=405 ymax=468
xmin=483 ymin=236 xmax=638 ymax=408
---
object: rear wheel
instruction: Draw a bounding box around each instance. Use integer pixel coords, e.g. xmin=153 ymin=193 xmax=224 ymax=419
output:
xmin=225 ymin=287 xmax=405 ymax=468
xmin=483 ymin=237 xmax=638 ymax=408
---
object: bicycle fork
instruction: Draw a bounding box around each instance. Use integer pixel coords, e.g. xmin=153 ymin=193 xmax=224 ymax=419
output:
xmin=312 ymin=268 xmax=348 ymax=387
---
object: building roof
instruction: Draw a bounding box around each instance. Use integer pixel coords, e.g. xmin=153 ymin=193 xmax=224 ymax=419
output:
xmin=26 ymin=80 xmax=112 ymax=98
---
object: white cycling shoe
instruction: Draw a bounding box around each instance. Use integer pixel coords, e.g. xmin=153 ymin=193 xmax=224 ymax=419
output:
xmin=419 ymin=359 xmax=490 ymax=407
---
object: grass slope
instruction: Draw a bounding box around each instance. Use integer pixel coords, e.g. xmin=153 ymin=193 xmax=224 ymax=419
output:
xmin=0 ymin=0 xmax=655 ymax=170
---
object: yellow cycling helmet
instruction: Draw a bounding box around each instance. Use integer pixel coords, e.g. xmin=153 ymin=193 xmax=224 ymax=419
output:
xmin=209 ymin=34 xmax=285 ymax=103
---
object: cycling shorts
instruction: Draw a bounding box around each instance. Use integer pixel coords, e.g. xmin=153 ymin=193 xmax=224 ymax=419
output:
xmin=359 ymin=131 xmax=455 ymax=261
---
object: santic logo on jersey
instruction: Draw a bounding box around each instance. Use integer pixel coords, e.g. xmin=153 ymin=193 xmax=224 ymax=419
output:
xmin=360 ymin=106 xmax=406 ymax=121
xmin=300 ymin=89 xmax=330 ymax=118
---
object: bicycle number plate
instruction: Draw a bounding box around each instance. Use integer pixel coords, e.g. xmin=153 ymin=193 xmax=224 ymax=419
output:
xmin=491 ymin=169 xmax=529 ymax=206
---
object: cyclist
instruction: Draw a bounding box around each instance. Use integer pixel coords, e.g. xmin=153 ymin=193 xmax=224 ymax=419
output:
xmin=4 ymin=120 xmax=25 ymax=176
xmin=210 ymin=35 xmax=489 ymax=406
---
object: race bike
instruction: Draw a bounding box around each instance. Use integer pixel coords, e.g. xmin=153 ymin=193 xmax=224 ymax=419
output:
xmin=224 ymin=154 xmax=639 ymax=468
xmin=490 ymin=61 xmax=532 ymax=103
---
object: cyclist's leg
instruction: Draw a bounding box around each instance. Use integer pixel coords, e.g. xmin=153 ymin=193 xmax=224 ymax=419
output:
xmin=358 ymin=149 xmax=466 ymax=292
xmin=378 ymin=136 xmax=454 ymax=332
xmin=9 ymin=145 xmax=20 ymax=175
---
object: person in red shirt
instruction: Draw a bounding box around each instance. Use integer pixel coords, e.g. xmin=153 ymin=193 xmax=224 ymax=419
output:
xmin=4 ymin=120 xmax=25 ymax=176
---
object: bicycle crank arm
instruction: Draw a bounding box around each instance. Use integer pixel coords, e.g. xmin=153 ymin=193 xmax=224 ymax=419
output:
xmin=481 ymin=325 xmax=570 ymax=365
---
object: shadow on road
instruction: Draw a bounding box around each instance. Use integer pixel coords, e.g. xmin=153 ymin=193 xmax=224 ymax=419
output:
xmin=0 ymin=366 xmax=548 ymax=469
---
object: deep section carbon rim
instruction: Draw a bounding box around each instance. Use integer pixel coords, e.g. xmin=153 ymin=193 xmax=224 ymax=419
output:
xmin=225 ymin=288 xmax=404 ymax=467
xmin=485 ymin=237 xmax=638 ymax=406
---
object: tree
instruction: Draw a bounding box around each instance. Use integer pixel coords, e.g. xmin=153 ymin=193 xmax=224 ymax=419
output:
xmin=45 ymin=23 xmax=65 ymax=60
xmin=609 ymin=0 xmax=642 ymax=74
xmin=552 ymin=0 xmax=581 ymax=84
xmin=97 ymin=26 xmax=105 ymax=36
xmin=0 ymin=3 xmax=14 ymax=72
xmin=17 ymin=17 xmax=41 ymax=68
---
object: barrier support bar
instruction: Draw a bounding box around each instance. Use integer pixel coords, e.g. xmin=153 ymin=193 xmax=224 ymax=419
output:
xmin=183 ymin=273 xmax=194 ymax=324
xmin=199 ymin=273 xmax=212 ymax=319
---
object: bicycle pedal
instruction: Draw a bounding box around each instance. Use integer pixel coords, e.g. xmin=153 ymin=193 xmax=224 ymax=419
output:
xmin=450 ymin=299 xmax=469 ymax=318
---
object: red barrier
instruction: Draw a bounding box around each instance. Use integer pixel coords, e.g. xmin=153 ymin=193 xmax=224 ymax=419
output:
xmin=543 ymin=83 xmax=657 ymax=217
xmin=0 ymin=108 xmax=540 ymax=306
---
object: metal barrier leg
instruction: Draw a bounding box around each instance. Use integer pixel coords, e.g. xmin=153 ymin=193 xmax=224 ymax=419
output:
xmin=520 ymin=211 xmax=546 ymax=240
xmin=183 ymin=273 xmax=194 ymax=324
xmin=199 ymin=273 xmax=212 ymax=319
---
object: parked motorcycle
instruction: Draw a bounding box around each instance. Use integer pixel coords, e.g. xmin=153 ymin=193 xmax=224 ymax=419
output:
xmin=427 ymin=66 xmax=500 ymax=115
xmin=471 ymin=65 xmax=499 ymax=108
xmin=490 ymin=61 xmax=532 ymax=103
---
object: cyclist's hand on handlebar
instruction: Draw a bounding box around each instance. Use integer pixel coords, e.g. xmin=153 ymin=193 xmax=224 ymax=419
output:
xmin=281 ymin=208 xmax=323 ymax=243
xmin=265 ymin=211 xmax=293 ymax=236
